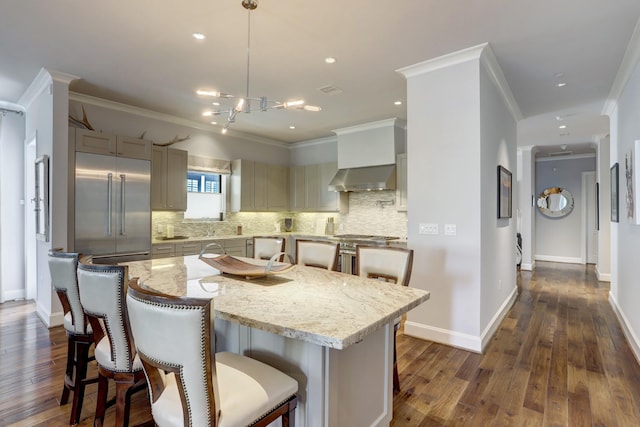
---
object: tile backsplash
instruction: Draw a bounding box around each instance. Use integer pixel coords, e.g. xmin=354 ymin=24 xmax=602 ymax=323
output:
xmin=152 ymin=190 xmax=407 ymax=238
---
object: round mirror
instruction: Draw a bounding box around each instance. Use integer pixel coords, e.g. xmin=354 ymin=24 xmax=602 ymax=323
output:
xmin=537 ymin=187 xmax=574 ymax=218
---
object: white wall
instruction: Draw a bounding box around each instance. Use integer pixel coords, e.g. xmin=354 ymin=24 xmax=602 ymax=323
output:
xmin=597 ymin=135 xmax=611 ymax=281
xmin=0 ymin=111 xmax=25 ymax=302
xmin=19 ymin=69 xmax=75 ymax=326
xmin=479 ymin=63 xmax=518 ymax=337
xmin=289 ymin=137 xmax=337 ymax=166
xmin=534 ymin=156 xmax=596 ymax=262
xmin=398 ymin=44 xmax=518 ymax=352
xmin=609 ymin=50 xmax=640 ymax=361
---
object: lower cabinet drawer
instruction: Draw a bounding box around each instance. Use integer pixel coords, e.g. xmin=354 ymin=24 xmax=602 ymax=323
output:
xmin=152 ymin=244 xmax=175 ymax=258
xmin=176 ymin=242 xmax=202 ymax=256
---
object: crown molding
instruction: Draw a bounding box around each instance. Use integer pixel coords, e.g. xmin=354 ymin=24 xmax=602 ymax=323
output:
xmin=602 ymin=18 xmax=640 ymax=115
xmin=332 ymin=118 xmax=404 ymax=135
xmin=479 ymin=44 xmax=523 ymax=121
xmin=289 ymin=135 xmax=337 ymax=149
xmin=18 ymin=68 xmax=79 ymax=109
xmin=396 ymin=44 xmax=485 ymax=78
xmin=396 ymin=43 xmax=522 ymax=121
xmin=68 ymin=92 xmax=289 ymax=149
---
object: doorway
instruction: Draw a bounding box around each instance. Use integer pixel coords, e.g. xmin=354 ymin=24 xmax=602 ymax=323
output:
xmin=25 ymin=134 xmax=37 ymax=299
xmin=582 ymin=171 xmax=597 ymax=264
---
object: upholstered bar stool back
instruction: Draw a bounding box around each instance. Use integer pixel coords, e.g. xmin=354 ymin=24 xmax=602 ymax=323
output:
xmin=295 ymin=239 xmax=339 ymax=271
xmin=253 ymin=236 xmax=286 ymax=260
xmin=355 ymin=246 xmax=414 ymax=287
xmin=355 ymin=245 xmax=414 ymax=393
xmin=77 ymin=260 xmax=148 ymax=426
xmin=126 ymin=279 xmax=298 ymax=427
xmin=48 ymin=249 xmax=97 ymax=425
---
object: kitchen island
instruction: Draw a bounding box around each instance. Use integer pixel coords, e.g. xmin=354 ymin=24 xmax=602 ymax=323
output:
xmin=124 ymin=255 xmax=429 ymax=426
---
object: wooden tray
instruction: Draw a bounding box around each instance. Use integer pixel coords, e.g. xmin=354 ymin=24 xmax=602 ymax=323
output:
xmin=200 ymin=254 xmax=295 ymax=277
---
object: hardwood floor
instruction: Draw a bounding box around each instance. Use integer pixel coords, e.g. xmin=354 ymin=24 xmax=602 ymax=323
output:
xmin=392 ymin=262 xmax=640 ymax=426
xmin=1 ymin=262 xmax=639 ymax=426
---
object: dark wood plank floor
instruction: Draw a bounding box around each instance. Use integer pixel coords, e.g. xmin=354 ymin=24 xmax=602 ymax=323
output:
xmin=1 ymin=262 xmax=639 ymax=426
xmin=392 ymin=262 xmax=640 ymax=426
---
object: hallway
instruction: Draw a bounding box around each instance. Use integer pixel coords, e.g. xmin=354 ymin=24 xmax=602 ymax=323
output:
xmin=392 ymin=262 xmax=640 ymax=426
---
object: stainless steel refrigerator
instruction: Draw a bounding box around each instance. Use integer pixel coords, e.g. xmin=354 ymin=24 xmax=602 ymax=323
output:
xmin=75 ymin=152 xmax=151 ymax=262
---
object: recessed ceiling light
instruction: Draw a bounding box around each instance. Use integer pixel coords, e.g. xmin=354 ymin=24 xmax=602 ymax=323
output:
xmin=556 ymin=82 xmax=567 ymax=88
xmin=289 ymin=125 xmax=296 ymax=130
xmin=192 ymin=32 xmax=206 ymax=40
xmin=325 ymin=57 xmax=336 ymax=64
xmin=394 ymin=101 xmax=402 ymax=105
xmin=559 ymin=125 xmax=567 ymax=129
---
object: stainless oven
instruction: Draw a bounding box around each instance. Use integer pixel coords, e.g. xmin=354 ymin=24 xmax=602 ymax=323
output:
xmin=333 ymin=234 xmax=400 ymax=275
xmin=339 ymin=249 xmax=357 ymax=274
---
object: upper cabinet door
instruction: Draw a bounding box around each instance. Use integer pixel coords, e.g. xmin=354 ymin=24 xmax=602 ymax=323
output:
xmin=267 ymin=164 xmax=289 ymax=211
xmin=166 ymin=148 xmax=187 ymax=210
xmin=253 ymin=162 xmax=268 ymax=211
xmin=116 ymin=136 xmax=152 ymax=160
xmin=75 ymin=129 xmax=117 ymax=155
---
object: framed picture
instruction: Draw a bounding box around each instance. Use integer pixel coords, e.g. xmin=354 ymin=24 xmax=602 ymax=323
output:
xmin=611 ymin=162 xmax=619 ymax=223
xmin=497 ymin=165 xmax=512 ymax=219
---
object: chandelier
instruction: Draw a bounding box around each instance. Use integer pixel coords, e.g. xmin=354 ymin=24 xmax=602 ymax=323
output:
xmin=198 ymin=0 xmax=321 ymax=134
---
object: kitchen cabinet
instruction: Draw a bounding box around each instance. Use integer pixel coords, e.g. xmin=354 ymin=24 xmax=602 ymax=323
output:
xmin=289 ymin=162 xmax=348 ymax=212
xmin=75 ymin=129 xmax=152 ymax=160
xmin=267 ymin=164 xmax=289 ymax=210
xmin=152 ymin=243 xmax=176 ymax=259
xmin=396 ymin=153 xmax=407 ymax=211
xmin=151 ymin=146 xmax=187 ymax=211
xmin=175 ymin=241 xmax=202 ymax=256
xmin=230 ymin=159 xmax=289 ymax=212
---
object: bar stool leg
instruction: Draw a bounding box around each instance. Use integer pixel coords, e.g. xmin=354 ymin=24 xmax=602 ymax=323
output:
xmin=60 ymin=334 xmax=76 ymax=405
xmin=69 ymin=339 xmax=92 ymax=424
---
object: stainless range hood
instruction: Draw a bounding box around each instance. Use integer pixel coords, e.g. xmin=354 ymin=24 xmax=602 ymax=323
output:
xmin=328 ymin=164 xmax=396 ymax=192
xmin=329 ymin=118 xmax=405 ymax=192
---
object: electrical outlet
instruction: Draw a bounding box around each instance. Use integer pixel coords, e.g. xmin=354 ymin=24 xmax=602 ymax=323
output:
xmin=444 ymin=224 xmax=457 ymax=236
xmin=419 ymin=223 xmax=439 ymax=235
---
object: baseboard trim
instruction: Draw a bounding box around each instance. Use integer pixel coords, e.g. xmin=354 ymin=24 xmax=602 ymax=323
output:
xmin=534 ymin=255 xmax=583 ymax=264
xmin=0 ymin=289 xmax=25 ymax=303
xmin=480 ymin=286 xmax=518 ymax=352
xmin=520 ymin=262 xmax=534 ymax=271
xmin=404 ymin=321 xmax=482 ymax=353
xmin=609 ymin=293 xmax=640 ymax=365
xmin=595 ymin=267 xmax=611 ymax=282
xmin=35 ymin=302 xmax=64 ymax=328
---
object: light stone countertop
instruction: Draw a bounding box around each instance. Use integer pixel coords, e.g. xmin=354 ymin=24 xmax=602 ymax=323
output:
xmin=124 ymin=255 xmax=429 ymax=350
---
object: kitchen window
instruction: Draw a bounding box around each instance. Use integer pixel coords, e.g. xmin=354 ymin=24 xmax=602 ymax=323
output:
xmin=187 ymin=172 xmax=221 ymax=194
xmin=184 ymin=172 xmax=226 ymax=219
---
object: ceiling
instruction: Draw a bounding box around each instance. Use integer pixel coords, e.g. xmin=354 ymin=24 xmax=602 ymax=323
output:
xmin=1 ymin=1 xmax=639 ymax=150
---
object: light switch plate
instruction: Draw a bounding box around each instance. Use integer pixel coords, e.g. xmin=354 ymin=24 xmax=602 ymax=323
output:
xmin=444 ymin=224 xmax=457 ymax=236
xmin=419 ymin=223 xmax=439 ymax=235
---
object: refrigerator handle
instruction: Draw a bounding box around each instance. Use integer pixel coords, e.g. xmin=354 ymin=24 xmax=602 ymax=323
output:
xmin=120 ymin=174 xmax=126 ymax=236
xmin=107 ymin=173 xmax=113 ymax=236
